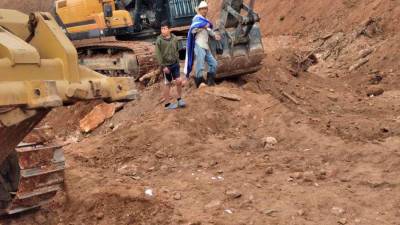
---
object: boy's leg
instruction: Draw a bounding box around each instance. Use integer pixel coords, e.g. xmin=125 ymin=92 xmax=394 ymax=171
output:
xmin=163 ymin=68 xmax=178 ymax=109
xmin=163 ymin=83 xmax=171 ymax=103
xmin=171 ymin=63 xmax=186 ymax=108
xmin=205 ymin=50 xmax=218 ymax=86
xmin=194 ymin=44 xmax=206 ymax=88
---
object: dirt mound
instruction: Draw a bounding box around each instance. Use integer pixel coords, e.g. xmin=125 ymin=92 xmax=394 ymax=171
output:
xmin=0 ymin=0 xmax=53 ymax=13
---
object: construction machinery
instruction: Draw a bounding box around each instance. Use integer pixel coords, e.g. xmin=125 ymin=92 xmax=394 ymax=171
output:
xmin=54 ymin=0 xmax=264 ymax=80
xmin=0 ymin=9 xmax=137 ymax=214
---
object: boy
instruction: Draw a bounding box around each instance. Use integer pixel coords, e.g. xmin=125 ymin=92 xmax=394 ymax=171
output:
xmin=155 ymin=21 xmax=186 ymax=109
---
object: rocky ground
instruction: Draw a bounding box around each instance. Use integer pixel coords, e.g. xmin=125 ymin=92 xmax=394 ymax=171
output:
xmin=1 ymin=0 xmax=400 ymax=225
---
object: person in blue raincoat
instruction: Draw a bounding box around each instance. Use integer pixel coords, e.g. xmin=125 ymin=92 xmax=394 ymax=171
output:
xmin=184 ymin=1 xmax=221 ymax=88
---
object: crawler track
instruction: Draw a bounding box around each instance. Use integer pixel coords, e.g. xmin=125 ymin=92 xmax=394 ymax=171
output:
xmin=0 ymin=143 xmax=65 ymax=215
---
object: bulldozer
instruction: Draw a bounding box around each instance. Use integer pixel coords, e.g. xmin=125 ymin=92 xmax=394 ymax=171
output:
xmin=0 ymin=9 xmax=137 ymax=214
xmin=54 ymin=0 xmax=264 ymax=80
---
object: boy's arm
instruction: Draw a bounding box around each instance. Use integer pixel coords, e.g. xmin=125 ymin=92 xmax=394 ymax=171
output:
xmin=155 ymin=38 xmax=163 ymax=65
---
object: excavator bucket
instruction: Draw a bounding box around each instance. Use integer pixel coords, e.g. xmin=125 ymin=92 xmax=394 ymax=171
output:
xmin=0 ymin=9 xmax=137 ymax=214
xmin=214 ymin=0 xmax=265 ymax=78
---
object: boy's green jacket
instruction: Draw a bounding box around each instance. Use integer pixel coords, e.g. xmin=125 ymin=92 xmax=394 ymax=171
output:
xmin=155 ymin=34 xmax=180 ymax=66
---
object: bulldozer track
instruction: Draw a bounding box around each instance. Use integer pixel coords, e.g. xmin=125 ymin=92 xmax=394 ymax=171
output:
xmin=0 ymin=143 xmax=65 ymax=215
xmin=74 ymin=38 xmax=159 ymax=79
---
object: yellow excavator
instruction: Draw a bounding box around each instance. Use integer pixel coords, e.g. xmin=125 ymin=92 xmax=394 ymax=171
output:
xmin=54 ymin=0 xmax=265 ymax=80
xmin=0 ymin=9 xmax=137 ymax=214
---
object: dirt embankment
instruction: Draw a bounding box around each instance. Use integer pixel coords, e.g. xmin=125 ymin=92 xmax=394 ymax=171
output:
xmin=1 ymin=0 xmax=400 ymax=225
xmin=0 ymin=0 xmax=53 ymax=13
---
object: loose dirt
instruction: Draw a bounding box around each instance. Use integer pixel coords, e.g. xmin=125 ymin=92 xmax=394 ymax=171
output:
xmin=1 ymin=0 xmax=400 ymax=225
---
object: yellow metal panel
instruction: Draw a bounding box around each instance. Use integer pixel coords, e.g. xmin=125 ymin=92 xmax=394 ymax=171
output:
xmin=0 ymin=9 xmax=30 ymax=40
xmin=29 ymin=12 xmax=80 ymax=82
xmin=0 ymin=27 xmax=40 ymax=65
xmin=56 ymin=0 xmax=133 ymax=34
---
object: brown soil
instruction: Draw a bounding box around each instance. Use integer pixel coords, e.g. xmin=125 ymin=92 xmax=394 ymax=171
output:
xmin=0 ymin=0 xmax=53 ymax=13
xmin=2 ymin=0 xmax=400 ymax=225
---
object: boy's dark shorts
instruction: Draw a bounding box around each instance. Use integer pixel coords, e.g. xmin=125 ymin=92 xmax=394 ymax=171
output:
xmin=163 ymin=63 xmax=180 ymax=84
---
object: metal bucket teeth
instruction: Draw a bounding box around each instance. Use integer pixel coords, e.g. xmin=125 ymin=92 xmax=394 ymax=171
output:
xmin=0 ymin=144 xmax=65 ymax=215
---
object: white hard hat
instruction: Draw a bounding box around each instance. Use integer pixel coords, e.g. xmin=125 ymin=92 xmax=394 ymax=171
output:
xmin=198 ymin=1 xmax=208 ymax=9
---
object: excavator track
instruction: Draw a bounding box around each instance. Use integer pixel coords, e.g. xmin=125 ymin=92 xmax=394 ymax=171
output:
xmin=0 ymin=143 xmax=65 ymax=215
xmin=74 ymin=37 xmax=159 ymax=79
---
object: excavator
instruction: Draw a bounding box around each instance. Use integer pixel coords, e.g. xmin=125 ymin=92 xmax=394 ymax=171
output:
xmin=54 ymin=0 xmax=264 ymax=80
xmin=0 ymin=9 xmax=137 ymax=214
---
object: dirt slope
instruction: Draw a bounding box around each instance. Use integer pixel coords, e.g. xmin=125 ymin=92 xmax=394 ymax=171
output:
xmin=1 ymin=0 xmax=400 ymax=225
xmin=0 ymin=0 xmax=53 ymax=13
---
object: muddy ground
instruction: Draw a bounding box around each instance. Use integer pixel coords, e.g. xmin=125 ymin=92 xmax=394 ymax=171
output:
xmin=1 ymin=0 xmax=400 ymax=225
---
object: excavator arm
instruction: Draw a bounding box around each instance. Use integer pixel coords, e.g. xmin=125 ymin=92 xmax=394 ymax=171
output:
xmin=214 ymin=0 xmax=265 ymax=78
xmin=219 ymin=0 xmax=260 ymax=44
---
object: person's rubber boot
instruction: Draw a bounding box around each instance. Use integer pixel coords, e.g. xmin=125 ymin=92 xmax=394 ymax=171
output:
xmin=195 ymin=77 xmax=204 ymax=88
xmin=207 ymin=72 xmax=216 ymax=86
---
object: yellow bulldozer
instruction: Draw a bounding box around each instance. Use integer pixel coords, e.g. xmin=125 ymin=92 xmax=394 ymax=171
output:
xmin=0 ymin=9 xmax=137 ymax=214
xmin=54 ymin=0 xmax=265 ymax=80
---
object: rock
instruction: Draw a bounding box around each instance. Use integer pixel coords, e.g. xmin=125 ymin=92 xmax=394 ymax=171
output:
xmin=316 ymin=170 xmax=327 ymax=180
xmin=95 ymin=212 xmax=104 ymax=220
xmin=262 ymin=136 xmax=278 ymax=149
xmin=265 ymin=167 xmax=274 ymax=175
xmin=115 ymin=102 xmax=127 ymax=111
xmin=225 ymin=189 xmax=242 ymax=199
xmin=204 ymin=200 xmax=221 ymax=209
xmin=263 ymin=209 xmax=278 ymax=216
xmin=297 ymin=209 xmax=306 ymax=216
xmin=327 ymin=93 xmax=339 ymax=102
xmin=211 ymin=91 xmax=241 ymax=101
xmin=369 ymin=74 xmax=383 ymax=84
xmin=145 ymin=188 xmax=154 ymax=197
xmin=109 ymin=123 xmax=115 ymax=129
xmin=34 ymin=214 xmax=47 ymax=224
xmin=303 ymin=171 xmax=315 ymax=182
xmin=117 ymin=164 xmax=138 ymax=176
xmin=155 ymin=150 xmax=167 ymax=159
xmin=173 ymin=192 xmax=182 ymax=200
xmin=197 ymin=161 xmax=209 ymax=168
xmin=291 ymin=172 xmax=303 ymax=179
xmin=358 ymin=48 xmax=373 ymax=59
xmin=24 ymin=126 xmax=55 ymax=144
xmin=199 ymin=83 xmax=207 ymax=89
xmin=338 ymin=218 xmax=347 ymax=224
xmin=229 ymin=142 xmax=244 ymax=151
xmin=349 ymin=58 xmax=369 ymax=72
xmin=79 ymin=103 xmax=117 ymax=133
xmin=366 ymin=86 xmax=384 ymax=97
xmin=160 ymin=187 xmax=170 ymax=193
xmin=189 ymin=222 xmax=202 ymax=225
xmin=331 ymin=206 xmax=346 ymax=216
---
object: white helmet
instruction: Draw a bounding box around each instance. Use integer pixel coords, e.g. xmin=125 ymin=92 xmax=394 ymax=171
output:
xmin=197 ymin=1 xmax=208 ymax=9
